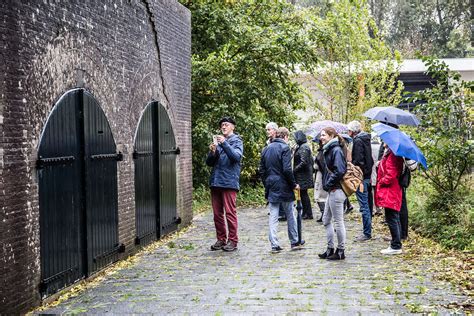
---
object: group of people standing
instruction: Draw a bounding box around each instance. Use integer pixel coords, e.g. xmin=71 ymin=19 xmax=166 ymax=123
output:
xmin=206 ymin=116 xmax=412 ymax=258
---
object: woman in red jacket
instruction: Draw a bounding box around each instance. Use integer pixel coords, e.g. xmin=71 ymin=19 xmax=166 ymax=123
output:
xmin=375 ymin=143 xmax=404 ymax=255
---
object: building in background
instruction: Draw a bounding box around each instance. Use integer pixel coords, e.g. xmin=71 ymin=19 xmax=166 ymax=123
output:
xmin=293 ymin=58 xmax=474 ymax=128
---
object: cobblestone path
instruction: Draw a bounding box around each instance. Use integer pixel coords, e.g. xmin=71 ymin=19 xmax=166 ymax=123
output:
xmin=40 ymin=207 xmax=468 ymax=314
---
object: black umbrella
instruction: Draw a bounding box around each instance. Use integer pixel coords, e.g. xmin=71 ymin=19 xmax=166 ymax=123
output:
xmin=295 ymin=188 xmax=303 ymax=245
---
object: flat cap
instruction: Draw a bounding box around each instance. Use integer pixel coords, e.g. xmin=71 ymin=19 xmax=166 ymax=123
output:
xmin=218 ymin=116 xmax=236 ymax=126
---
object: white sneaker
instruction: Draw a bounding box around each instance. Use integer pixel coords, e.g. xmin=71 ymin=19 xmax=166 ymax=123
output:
xmin=380 ymin=247 xmax=403 ymax=255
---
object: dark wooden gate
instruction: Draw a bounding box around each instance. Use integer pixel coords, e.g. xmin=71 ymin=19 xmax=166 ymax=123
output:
xmin=134 ymin=101 xmax=180 ymax=246
xmin=37 ymin=89 xmax=122 ymax=297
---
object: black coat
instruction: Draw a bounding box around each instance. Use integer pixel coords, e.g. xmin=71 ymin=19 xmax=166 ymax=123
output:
xmin=293 ymin=131 xmax=314 ymax=190
xmin=322 ymin=139 xmax=347 ymax=192
xmin=259 ymin=138 xmax=296 ymax=203
xmin=351 ymin=132 xmax=374 ymax=179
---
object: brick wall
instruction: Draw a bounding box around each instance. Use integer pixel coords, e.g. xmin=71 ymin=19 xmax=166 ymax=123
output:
xmin=0 ymin=0 xmax=191 ymax=313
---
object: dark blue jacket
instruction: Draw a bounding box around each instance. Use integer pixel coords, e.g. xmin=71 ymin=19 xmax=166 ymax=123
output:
xmin=206 ymin=133 xmax=243 ymax=191
xmin=259 ymin=138 xmax=296 ymax=202
xmin=322 ymin=139 xmax=347 ymax=192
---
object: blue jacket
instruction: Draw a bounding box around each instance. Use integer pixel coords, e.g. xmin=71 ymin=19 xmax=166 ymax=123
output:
xmin=259 ymin=138 xmax=296 ymax=202
xmin=206 ymin=133 xmax=243 ymax=191
xmin=322 ymin=138 xmax=347 ymax=192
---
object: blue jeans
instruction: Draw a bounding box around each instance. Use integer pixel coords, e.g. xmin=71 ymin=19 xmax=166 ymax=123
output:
xmin=269 ymin=201 xmax=298 ymax=248
xmin=356 ymin=179 xmax=372 ymax=238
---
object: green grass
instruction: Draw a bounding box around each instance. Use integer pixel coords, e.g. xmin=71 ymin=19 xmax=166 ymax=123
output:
xmin=408 ymin=175 xmax=474 ymax=251
xmin=193 ymin=184 xmax=266 ymax=214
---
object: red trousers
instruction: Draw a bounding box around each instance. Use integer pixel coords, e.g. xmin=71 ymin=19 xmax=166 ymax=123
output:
xmin=211 ymin=188 xmax=238 ymax=244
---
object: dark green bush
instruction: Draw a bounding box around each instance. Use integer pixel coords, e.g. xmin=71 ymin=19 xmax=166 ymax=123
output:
xmin=409 ymin=176 xmax=474 ymax=251
xmin=193 ymin=184 xmax=266 ymax=215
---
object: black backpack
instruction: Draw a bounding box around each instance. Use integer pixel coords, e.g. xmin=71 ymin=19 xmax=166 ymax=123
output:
xmin=399 ymin=159 xmax=418 ymax=188
xmin=399 ymin=164 xmax=411 ymax=188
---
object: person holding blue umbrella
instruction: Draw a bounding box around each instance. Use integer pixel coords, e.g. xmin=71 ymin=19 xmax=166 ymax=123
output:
xmin=375 ymin=142 xmax=405 ymax=254
xmin=364 ymin=106 xmax=423 ymax=242
xmin=372 ymin=123 xmax=428 ymax=254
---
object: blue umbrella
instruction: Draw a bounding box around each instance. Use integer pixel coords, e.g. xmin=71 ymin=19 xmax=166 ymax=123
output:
xmin=372 ymin=123 xmax=428 ymax=169
xmin=364 ymin=106 xmax=420 ymax=126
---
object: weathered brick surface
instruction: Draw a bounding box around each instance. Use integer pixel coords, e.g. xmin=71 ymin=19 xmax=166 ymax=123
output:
xmin=0 ymin=0 xmax=191 ymax=313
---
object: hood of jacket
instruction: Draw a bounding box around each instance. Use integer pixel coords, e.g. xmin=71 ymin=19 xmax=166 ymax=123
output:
xmin=293 ymin=131 xmax=307 ymax=145
xmin=354 ymin=131 xmax=371 ymax=143
xmin=323 ymin=138 xmax=340 ymax=152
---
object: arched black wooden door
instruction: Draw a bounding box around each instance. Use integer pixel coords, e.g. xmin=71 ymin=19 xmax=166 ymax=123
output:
xmin=134 ymin=101 xmax=179 ymax=246
xmin=37 ymin=89 xmax=122 ymax=297
xmin=37 ymin=90 xmax=83 ymax=297
xmin=82 ymin=91 xmax=122 ymax=274
xmin=158 ymin=103 xmax=180 ymax=236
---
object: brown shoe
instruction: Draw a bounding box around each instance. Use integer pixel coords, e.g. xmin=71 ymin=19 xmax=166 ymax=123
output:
xmin=223 ymin=241 xmax=237 ymax=252
xmin=210 ymin=240 xmax=226 ymax=251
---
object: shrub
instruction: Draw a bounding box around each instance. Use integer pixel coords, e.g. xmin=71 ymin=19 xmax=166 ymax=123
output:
xmin=405 ymin=55 xmax=473 ymax=251
xmin=409 ymin=178 xmax=474 ymax=251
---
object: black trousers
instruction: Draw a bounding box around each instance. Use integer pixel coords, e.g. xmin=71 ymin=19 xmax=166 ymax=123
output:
xmin=301 ymin=189 xmax=313 ymax=218
xmin=385 ymin=208 xmax=402 ymax=249
xmin=399 ymin=188 xmax=408 ymax=239
xmin=317 ymin=202 xmax=325 ymax=214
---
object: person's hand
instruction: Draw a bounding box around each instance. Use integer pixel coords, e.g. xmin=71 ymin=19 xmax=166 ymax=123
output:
xmin=216 ymin=135 xmax=226 ymax=144
xmin=209 ymin=143 xmax=217 ymax=153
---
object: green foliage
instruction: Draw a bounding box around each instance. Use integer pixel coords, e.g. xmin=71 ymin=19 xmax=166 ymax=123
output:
xmin=181 ymin=0 xmax=328 ymax=186
xmin=406 ymin=56 xmax=473 ymax=251
xmin=409 ymin=55 xmax=473 ymax=194
xmin=367 ymin=0 xmax=473 ymax=58
xmin=182 ymin=0 xmax=405 ymax=187
xmin=305 ymin=0 xmax=404 ymax=124
xmin=193 ymin=185 xmax=266 ymax=215
xmin=408 ymin=176 xmax=474 ymax=251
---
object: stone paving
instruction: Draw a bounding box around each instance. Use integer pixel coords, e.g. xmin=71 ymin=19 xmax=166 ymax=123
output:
xmin=40 ymin=207 xmax=469 ymax=315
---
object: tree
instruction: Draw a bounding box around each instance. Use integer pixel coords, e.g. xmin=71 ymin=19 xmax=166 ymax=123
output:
xmin=180 ymin=1 xmax=328 ymax=186
xmin=410 ymin=55 xmax=473 ymax=194
xmin=407 ymin=55 xmax=473 ymax=250
xmin=367 ymin=0 xmax=473 ymax=58
xmin=305 ymin=0 xmax=404 ymax=123
xmin=182 ymin=0 xmax=405 ymax=187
